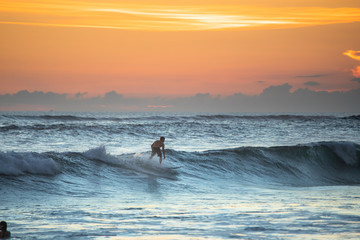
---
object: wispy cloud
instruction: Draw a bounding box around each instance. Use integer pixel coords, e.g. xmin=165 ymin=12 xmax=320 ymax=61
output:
xmin=343 ymin=50 xmax=360 ymax=61
xmin=1 ymin=1 xmax=360 ymax=31
xmin=343 ymin=50 xmax=360 ymax=79
xmin=89 ymin=7 xmax=295 ymax=30
xmin=352 ymin=66 xmax=360 ymax=78
xmin=296 ymin=74 xmax=326 ymax=78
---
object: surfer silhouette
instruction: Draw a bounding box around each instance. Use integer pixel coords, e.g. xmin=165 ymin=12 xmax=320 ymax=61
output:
xmin=149 ymin=137 xmax=165 ymax=164
xmin=0 ymin=221 xmax=11 ymax=239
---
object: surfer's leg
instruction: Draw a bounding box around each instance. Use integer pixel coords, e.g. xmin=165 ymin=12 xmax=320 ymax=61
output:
xmin=157 ymin=148 xmax=162 ymax=164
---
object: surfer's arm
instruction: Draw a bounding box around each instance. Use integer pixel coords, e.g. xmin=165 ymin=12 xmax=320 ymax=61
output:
xmin=162 ymin=145 xmax=165 ymax=159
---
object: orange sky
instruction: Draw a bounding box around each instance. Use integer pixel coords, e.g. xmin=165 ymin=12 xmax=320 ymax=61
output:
xmin=1 ymin=0 xmax=360 ymax=97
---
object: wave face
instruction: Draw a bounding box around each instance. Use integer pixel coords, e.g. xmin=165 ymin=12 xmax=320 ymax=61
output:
xmin=180 ymin=141 xmax=360 ymax=186
xmin=1 ymin=142 xmax=359 ymax=188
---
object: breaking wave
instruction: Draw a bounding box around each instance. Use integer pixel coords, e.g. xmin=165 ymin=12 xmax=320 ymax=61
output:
xmin=1 ymin=141 xmax=359 ymax=187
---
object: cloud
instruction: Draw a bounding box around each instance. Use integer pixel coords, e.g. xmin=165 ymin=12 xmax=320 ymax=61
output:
xmin=102 ymin=91 xmax=123 ymax=104
xmin=1 ymin=1 xmax=360 ymax=31
xmin=260 ymin=83 xmax=291 ymax=97
xmin=351 ymin=65 xmax=360 ymax=79
xmin=343 ymin=50 xmax=360 ymax=79
xmin=343 ymin=50 xmax=360 ymax=61
xmin=296 ymin=74 xmax=326 ymax=78
xmin=304 ymin=81 xmax=320 ymax=86
xmin=0 ymin=90 xmax=68 ymax=105
xmin=90 ymin=7 xmax=296 ymax=30
xmin=1 ymin=85 xmax=359 ymax=112
xmin=74 ymin=92 xmax=88 ymax=99
xmin=351 ymin=66 xmax=360 ymax=78
xmin=353 ymin=79 xmax=360 ymax=84
xmin=147 ymin=105 xmax=173 ymax=109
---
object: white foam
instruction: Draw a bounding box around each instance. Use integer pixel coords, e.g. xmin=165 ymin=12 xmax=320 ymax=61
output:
xmin=83 ymin=145 xmax=120 ymax=165
xmin=0 ymin=151 xmax=60 ymax=176
xmin=82 ymin=146 xmax=177 ymax=179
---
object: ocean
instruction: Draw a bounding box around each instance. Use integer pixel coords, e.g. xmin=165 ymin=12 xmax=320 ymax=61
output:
xmin=1 ymin=112 xmax=360 ymax=239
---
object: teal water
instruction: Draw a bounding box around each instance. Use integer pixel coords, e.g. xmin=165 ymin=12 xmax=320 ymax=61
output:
xmin=1 ymin=112 xmax=360 ymax=239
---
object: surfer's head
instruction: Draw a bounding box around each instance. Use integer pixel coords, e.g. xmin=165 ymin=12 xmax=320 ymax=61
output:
xmin=0 ymin=221 xmax=7 ymax=231
xmin=160 ymin=136 xmax=165 ymax=142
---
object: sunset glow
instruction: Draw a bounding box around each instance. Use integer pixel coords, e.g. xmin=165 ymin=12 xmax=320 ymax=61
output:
xmin=1 ymin=0 xmax=360 ymax=101
xmin=1 ymin=1 xmax=360 ymax=31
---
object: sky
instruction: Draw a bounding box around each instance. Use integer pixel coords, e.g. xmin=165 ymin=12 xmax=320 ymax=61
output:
xmin=1 ymin=0 xmax=360 ymax=111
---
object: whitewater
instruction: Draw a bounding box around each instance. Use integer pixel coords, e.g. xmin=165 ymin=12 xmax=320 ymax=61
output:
xmin=1 ymin=112 xmax=360 ymax=239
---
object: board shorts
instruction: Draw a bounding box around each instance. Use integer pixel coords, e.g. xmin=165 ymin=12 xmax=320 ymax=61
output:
xmin=152 ymin=147 xmax=161 ymax=157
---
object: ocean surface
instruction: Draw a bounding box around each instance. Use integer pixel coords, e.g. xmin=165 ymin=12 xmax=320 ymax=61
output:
xmin=1 ymin=112 xmax=360 ymax=239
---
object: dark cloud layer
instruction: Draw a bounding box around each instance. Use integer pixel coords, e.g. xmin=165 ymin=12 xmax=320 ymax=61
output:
xmin=1 ymin=84 xmax=359 ymax=112
xmin=296 ymin=74 xmax=326 ymax=78
xmin=304 ymin=81 xmax=320 ymax=86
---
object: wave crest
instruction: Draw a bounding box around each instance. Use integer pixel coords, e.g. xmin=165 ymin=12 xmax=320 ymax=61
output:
xmin=0 ymin=151 xmax=60 ymax=176
xmin=1 ymin=141 xmax=359 ymax=186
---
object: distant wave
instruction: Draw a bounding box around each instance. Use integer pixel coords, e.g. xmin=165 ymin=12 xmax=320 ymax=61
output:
xmin=1 ymin=113 xmax=358 ymax=123
xmin=1 ymin=114 xmax=97 ymax=121
xmin=1 ymin=113 xmax=358 ymax=134
xmin=1 ymin=141 xmax=359 ymax=186
xmin=342 ymin=115 xmax=360 ymax=120
xmin=0 ymin=123 xmax=78 ymax=132
xmin=196 ymin=114 xmax=338 ymax=121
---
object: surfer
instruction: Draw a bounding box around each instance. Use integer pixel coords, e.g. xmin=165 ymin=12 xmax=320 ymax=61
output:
xmin=0 ymin=221 xmax=10 ymax=239
xmin=149 ymin=136 xmax=165 ymax=164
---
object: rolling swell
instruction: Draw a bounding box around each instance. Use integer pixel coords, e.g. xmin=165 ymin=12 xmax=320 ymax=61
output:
xmin=176 ymin=141 xmax=360 ymax=186
xmin=166 ymin=141 xmax=360 ymax=186
xmin=1 ymin=142 xmax=359 ymax=187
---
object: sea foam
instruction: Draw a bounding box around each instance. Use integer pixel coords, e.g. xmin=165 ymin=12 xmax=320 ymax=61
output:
xmin=0 ymin=151 xmax=60 ymax=176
